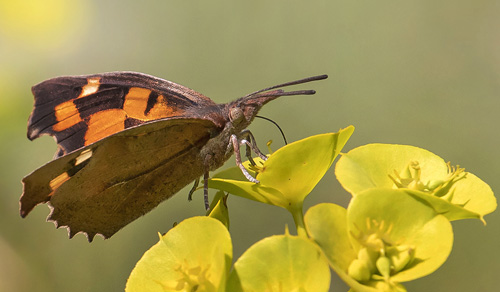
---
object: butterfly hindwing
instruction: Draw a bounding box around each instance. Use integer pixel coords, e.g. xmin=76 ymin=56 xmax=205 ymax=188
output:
xmin=28 ymin=72 xmax=218 ymax=157
xmin=21 ymin=118 xmax=218 ymax=240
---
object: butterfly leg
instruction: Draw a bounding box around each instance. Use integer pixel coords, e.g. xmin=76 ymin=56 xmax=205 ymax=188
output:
xmin=203 ymin=170 xmax=210 ymax=210
xmin=238 ymin=129 xmax=268 ymax=161
xmin=192 ymin=159 xmax=214 ymax=210
xmin=244 ymin=141 xmax=257 ymax=166
xmin=230 ymin=134 xmax=260 ymax=184
xmin=188 ymin=178 xmax=200 ymax=201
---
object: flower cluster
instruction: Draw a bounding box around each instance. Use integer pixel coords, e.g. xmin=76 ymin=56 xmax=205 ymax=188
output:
xmin=126 ymin=128 xmax=496 ymax=292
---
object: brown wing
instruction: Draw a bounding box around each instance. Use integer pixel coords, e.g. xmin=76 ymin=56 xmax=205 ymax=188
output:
xmin=21 ymin=118 xmax=218 ymax=241
xmin=28 ymin=71 xmax=219 ymax=157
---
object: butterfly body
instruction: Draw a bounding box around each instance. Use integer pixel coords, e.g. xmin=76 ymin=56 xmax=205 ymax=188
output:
xmin=20 ymin=71 xmax=327 ymax=241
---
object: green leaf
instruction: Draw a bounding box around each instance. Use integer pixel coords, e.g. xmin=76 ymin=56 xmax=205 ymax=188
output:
xmin=125 ymin=217 xmax=232 ymax=292
xmin=335 ymin=143 xmax=496 ymax=222
xmin=226 ymin=232 xmax=331 ymax=292
xmin=209 ymin=126 xmax=355 ymax=210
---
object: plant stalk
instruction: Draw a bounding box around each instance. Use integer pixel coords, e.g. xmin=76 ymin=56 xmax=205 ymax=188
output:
xmin=289 ymin=201 xmax=308 ymax=238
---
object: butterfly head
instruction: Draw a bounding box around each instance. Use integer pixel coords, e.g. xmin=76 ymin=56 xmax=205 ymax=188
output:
xmin=225 ymin=73 xmax=329 ymax=131
xmin=226 ymin=89 xmax=285 ymax=131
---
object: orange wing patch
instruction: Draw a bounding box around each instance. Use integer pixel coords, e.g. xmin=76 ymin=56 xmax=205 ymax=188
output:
xmin=51 ymin=77 xmax=102 ymax=132
xmin=147 ymin=94 xmax=176 ymax=120
xmin=84 ymin=109 xmax=127 ymax=146
xmin=53 ymin=100 xmax=83 ymax=131
xmin=83 ymin=86 xmax=185 ymax=146
xmin=49 ymin=172 xmax=70 ymax=194
xmin=124 ymin=87 xmax=179 ymax=121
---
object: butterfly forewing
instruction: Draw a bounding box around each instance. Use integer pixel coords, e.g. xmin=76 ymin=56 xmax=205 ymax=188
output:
xmin=28 ymin=72 xmax=218 ymax=157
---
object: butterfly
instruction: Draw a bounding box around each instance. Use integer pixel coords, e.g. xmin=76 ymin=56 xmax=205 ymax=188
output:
xmin=20 ymin=71 xmax=328 ymax=241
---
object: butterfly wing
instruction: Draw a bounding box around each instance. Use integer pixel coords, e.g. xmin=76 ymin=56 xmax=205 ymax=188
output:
xmin=21 ymin=118 xmax=218 ymax=241
xmin=28 ymin=71 xmax=220 ymax=157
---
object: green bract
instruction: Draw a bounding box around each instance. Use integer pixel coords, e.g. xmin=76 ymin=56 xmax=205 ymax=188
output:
xmin=126 ymin=217 xmax=232 ymax=292
xmin=347 ymin=189 xmax=453 ymax=284
xmin=304 ymin=203 xmax=362 ymax=289
xmin=305 ymin=189 xmax=453 ymax=292
xmin=226 ymin=232 xmax=331 ymax=292
xmin=335 ymin=144 xmax=496 ymax=222
xmin=207 ymin=190 xmax=230 ymax=229
xmin=209 ymin=126 xmax=355 ymax=211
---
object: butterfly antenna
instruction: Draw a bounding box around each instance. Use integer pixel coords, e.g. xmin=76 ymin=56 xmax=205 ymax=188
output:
xmin=256 ymin=115 xmax=288 ymax=145
xmin=244 ymin=74 xmax=328 ymax=98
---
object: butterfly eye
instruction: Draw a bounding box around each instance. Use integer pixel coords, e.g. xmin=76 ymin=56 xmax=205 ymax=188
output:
xmin=229 ymin=107 xmax=244 ymax=124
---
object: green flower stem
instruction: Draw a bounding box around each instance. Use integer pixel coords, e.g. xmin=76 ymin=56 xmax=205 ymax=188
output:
xmin=289 ymin=201 xmax=308 ymax=238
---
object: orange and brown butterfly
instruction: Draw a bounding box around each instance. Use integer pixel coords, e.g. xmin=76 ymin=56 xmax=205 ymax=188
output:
xmin=20 ymin=71 xmax=327 ymax=241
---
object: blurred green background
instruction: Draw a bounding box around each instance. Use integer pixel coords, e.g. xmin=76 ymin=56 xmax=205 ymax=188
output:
xmin=1 ymin=0 xmax=498 ymax=291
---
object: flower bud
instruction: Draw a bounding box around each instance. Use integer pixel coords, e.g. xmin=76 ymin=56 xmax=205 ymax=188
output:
xmin=348 ymin=259 xmax=372 ymax=282
xmin=376 ymin=256 xmax=391 ymax=280
xmin=387 ymin=245 xmax=415 ymax=273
